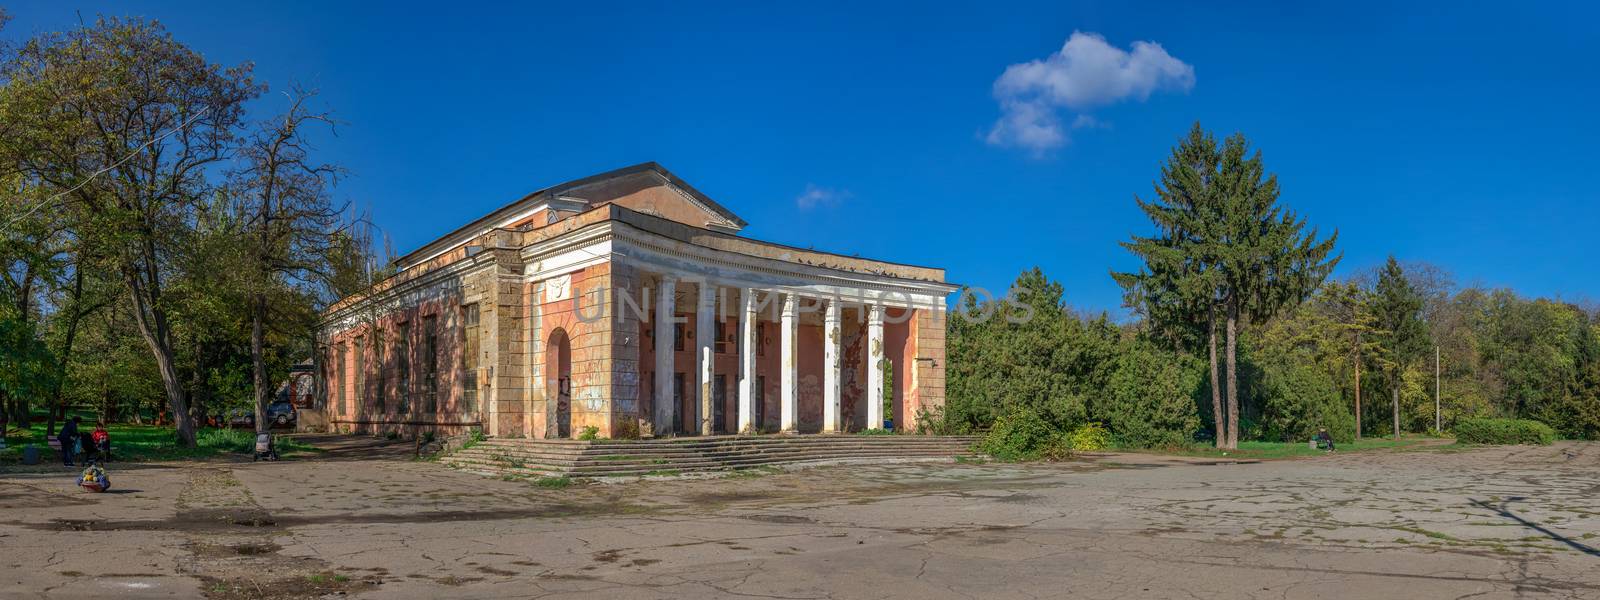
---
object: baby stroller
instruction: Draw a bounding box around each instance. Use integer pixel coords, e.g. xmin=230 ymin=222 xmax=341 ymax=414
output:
xmin=79 ymin=461 xmax=110 ymax=493
xmin=253 ymin=433 xmax=280 ymax=461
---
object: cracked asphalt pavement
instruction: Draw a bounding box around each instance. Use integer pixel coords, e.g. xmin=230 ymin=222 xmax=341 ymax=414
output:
xmin=3 ymin=437 xmax=1598 ymax=599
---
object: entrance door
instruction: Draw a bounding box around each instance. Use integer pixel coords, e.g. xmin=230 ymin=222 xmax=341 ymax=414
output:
xmin=675 ymin=372 xmax=690 ymax=434
xmin=755 ymin=375 xmax=766 ymax=432
xmin=713 ymin=374 xmax=727 ymax=434
xmin=547 ymin=328 xmax=572 ymax=438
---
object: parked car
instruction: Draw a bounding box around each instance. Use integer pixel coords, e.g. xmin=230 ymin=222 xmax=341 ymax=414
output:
xmin=224 ymin=401 xmax=297 ymax=429
xmin=265 ymin=400 xmax=296 ymax=427
xmin=226 ymin=408 xmax=255 ymax=429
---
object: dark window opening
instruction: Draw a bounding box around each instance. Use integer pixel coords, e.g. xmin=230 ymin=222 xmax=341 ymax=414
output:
xmin=422 ymin=315 xmax=438 ymax=413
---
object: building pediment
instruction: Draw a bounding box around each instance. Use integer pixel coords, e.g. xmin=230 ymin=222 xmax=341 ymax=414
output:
xmin=396 ymin=162 xmax=745 ymax=271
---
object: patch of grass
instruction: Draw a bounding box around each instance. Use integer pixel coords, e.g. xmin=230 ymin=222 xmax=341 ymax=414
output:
xmin=0 ymin=419 xmax=319 ymax=465
xmin=1393 ymin=526 xmax=1458 ymax=541
xmin=855 ymin=428 xmax=896 ymax=436
xmin=460 ymin=428 xmax=487 ymax=450
xmin=533 ymin=476 xmax=572 ymax=489
xmin=643 ymin=469 xmax=680 ymax=477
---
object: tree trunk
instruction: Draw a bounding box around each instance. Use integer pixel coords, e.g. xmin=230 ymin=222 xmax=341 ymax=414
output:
xmin=1225 ymin=306 xmax=1241 ymax=450
xmin=252 ymin=292 xmax=270 ymax=436
xmin=1392 ymin=370 xmax=1401 ymax=441
xmin=1208 ymin=319 xmax=1225 ymax=448
xmin=125 ymin=266 xmax=195 ymax=447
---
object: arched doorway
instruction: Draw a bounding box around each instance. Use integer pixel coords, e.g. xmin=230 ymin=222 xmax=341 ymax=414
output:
xmin=546 ymin=328 xmax=572 ymax=438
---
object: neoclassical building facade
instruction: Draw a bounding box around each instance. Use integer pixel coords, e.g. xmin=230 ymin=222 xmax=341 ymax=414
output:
xmin=318 ymin=163 xmax=955 ymax=439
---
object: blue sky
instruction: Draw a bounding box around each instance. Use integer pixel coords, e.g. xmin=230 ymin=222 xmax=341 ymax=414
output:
xmin=6 ymin=1 xmax=1598 ymax=316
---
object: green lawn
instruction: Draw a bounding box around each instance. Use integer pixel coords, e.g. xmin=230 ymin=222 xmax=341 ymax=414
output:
xmin=0 ymin=418 xmax=318 ymax=465
xmin=1124 ymin=435 xmax=1443 ymax=460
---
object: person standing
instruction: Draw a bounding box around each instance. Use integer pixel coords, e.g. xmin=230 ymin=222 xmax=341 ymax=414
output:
xmin=58 ymin=416 xmax=82 ymax=467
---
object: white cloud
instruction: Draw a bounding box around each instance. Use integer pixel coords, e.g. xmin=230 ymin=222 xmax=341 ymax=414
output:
xmin=795 ymin=183 xmax=850 ymax=210
xmin=1071 ymin=114 xmax=1108 ymax=130
xmin=986 ymin=31 xmax=1194 ymax=154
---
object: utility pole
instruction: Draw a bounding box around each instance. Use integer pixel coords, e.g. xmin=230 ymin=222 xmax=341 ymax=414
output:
xmin=1440 ymin=345 xmax=1452 ymax=435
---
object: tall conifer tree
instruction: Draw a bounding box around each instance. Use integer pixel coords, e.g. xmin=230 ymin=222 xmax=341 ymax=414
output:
xmin=1371 ymin=256 xmax=1428 ymax=439
xmin=1119 ymin=123 xmax=1338 ymax=448
xmin=1115 ymin=124 xmax=1227 ymax=447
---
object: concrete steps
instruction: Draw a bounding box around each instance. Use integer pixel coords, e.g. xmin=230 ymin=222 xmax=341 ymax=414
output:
xmin=441 ymin=435 xmax=980 ymax=479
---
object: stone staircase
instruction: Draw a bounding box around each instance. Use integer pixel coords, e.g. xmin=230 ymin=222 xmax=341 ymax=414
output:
xmin=442 ymin=434 xmax=982 ymax=479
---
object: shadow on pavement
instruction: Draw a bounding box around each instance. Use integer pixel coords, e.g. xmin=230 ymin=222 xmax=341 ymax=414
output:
xmin=1470 ymin=496 xmax=1600 ymax=557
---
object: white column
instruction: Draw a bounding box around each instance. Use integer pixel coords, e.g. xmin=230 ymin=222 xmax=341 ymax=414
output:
xmin=653 ymin=276 xmax=677 ymax=436
xmin=779 ymin=293 xmax=798 ymax=433
xmin=866 ymin=303 xmax=885 ymax=431
xmin=696 ymin=281 xmax=716 ymax=436
xmin=823 ymin=299 xmax=842 ymax=433
xmin=738 ymin=288 xmax=757 ymax=434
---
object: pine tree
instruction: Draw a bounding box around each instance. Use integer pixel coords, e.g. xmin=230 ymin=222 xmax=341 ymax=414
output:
xmin=1117 ymin=123 xmax=1338 ymax=449
xmin=1114 ymin=124 xmax=1228 ymax=447
xmin=1371 ymin=257 xmax=1428 ymax=439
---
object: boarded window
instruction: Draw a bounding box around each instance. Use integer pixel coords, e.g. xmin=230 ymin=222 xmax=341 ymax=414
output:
xmin=462 ymin=304 xmax=480 ymax=415
xmin=423 ymin=315 xmax=438 ymax=413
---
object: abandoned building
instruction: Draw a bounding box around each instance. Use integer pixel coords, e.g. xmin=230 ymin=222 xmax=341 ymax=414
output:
xmin=317 ymin=163 xmax=955 ymax=439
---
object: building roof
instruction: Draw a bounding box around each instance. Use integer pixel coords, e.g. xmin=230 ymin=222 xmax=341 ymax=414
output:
xmin=394 ymin=162 xmax=748 ymax=270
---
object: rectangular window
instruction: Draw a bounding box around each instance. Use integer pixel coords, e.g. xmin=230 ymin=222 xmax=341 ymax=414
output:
xmin=422 ymin=315 xmax=438 ymax=413
xmin=674 ymin=323 xmax=685 ymax=352
xmin=373 ymin=329 xmax=386 ymax=411
xmin=353 ymin=336 xmax=366 ymax=409
xmin=336 ymin=344 xmax=346 ymax=416
xmin=397 ymin=321 xmax=411 ymax=415
xmin=715 ymin=320 xmax=727 ymax=354
xmin=462 ymin=304 xmax=480 ymax=415
xmin=757 ymin=323 xmax=766 ymax=357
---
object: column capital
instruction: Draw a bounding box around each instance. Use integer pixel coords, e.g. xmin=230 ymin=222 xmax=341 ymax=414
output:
xmin=867 ymin=302 xmax=885 ymax=322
